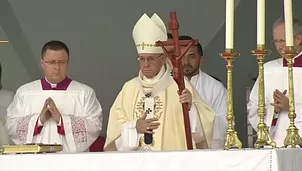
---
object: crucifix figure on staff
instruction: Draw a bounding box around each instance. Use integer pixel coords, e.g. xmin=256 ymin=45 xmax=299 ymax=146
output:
xmin=104 ymin=13 xmax=215 ymax=152
xmin=156 ymin=12 xmax=207 ymax=149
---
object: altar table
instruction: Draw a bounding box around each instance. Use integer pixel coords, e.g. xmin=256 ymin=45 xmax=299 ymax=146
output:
xmin=0 ymin=148 xmax=301 ymax=170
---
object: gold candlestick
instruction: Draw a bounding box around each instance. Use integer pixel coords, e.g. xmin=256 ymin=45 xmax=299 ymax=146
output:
xmin=283 ymin=46 xmax=302 ymax=148
xmin=220 ymin=48 xmax=242 ymax=150
xmin=251 ymin=45 xmax=276 ymax=149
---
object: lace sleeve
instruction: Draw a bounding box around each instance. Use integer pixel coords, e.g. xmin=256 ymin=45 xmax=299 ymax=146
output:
xmin=70 ymin=116 xmax=88 ymax=151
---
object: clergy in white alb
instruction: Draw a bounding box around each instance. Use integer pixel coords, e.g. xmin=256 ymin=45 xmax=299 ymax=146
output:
xmin=248 ymin=17 xmax=302 ymax=147
xmin=176 ymin=35 xmax=227 ymax=149
xmin=190 ymin=71 xmax=227 ymax=149
xmin=167 ymin=34 xmax=228 ymax=149
xmin=248 ymin=64 xmax=302 ymax=147
xmin=6 ymin=41 xmax=103 ymax=152
xmin=104 ymin=13 xmax=215 ymax=151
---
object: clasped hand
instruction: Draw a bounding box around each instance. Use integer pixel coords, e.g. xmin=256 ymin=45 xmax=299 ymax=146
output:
xmin=39 ymin=98 xmax=61 ymax=124
xmin=270 ymin=89 xmax=289 ymax=113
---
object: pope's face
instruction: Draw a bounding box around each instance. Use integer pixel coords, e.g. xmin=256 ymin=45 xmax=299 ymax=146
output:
xmin=138 ymin=53 xmax=166 ymax=78
xmin=41 ymin=49 xmax=69 ymax=84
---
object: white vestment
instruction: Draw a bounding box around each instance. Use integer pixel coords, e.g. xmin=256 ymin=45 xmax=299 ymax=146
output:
xmin=190 ymin=70 xmax=228 ymax=149
xmin=6 ymin=79 xmax=103 ymax=152
xmin=263 ymin=58 xmax=283 ymax=68
xmin=248 ymin=52 xmax=302 ymax=145
xmin=248 ymin=66 xmax=302 ymax=147
xmin=115 ymin=65 xmax=207 ymax=151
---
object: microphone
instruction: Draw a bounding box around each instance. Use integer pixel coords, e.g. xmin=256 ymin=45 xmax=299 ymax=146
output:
xmin=144 ymin=108 xmax=153 ymax=145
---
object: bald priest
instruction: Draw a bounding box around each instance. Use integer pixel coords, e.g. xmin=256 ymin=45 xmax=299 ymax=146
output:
xmin=104 ymin=13 xmax=215 ymax=151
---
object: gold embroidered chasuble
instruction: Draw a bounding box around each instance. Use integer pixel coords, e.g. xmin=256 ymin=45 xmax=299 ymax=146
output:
xmin=105 ymin=66 xmax=215 ymax=151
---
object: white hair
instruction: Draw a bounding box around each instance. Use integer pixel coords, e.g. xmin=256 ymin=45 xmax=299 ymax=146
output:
xmin=273 ymin=17 xmax=302 ymax=37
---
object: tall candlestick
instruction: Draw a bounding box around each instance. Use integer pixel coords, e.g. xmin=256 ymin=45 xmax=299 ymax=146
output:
xmin=284 ymin=0 xmax=294 ymax=46
xmin=225 ymin=0 xmax=234 ymax=49
xmin=257 ymin=0 xmax=265 ymax=45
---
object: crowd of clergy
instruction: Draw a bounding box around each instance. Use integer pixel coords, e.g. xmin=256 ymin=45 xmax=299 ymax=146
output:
xmin=0 ymin=13 xmax=300 ymax=152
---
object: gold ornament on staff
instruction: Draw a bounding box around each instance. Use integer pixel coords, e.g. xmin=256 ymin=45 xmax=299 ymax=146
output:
xmin=220 ymin=48 xmax=242 ymax=150
xmin=283 ymin=46 xmax=302 ymax=148
xmin=251 ymin=44 xmax=276 ymax=149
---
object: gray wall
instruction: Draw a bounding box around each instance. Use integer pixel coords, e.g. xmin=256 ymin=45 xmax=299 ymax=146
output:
xmin=0 ymin=0 xmax=301 ymax=147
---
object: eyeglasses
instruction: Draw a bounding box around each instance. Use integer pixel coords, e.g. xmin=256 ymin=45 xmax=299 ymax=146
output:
xmin=272 ymin=35 xmax=301 ymax=45
xmin=137 ymin=54 xmax=163 ymax=63
xmin=272 ymin=39 xmax=286 ymax=45
xmin=43 ymin=60 xmax=69 ymax=66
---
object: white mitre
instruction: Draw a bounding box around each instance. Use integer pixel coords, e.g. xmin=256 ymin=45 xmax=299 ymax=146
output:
xmin=132 ymin=13 xmax=167 ymax=54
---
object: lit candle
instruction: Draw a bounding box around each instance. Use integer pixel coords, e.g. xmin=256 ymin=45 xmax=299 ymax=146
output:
xmin=284 ymin=0 xmax=294 ymax=46
xmin=257 ymin=0 xmax=265 ymax=45
xmin=225 ymin=0 xmax=234 ymax=49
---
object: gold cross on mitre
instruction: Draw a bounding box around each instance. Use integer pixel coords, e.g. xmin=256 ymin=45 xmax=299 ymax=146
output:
xmin=137 ymin=42 xmax=156 ymax=51
xmin=141 ymin=42 xmax=146 ymax=50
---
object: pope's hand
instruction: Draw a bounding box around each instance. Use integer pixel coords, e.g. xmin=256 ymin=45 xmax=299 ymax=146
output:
xmin=178 ymin=88 xmax=192 ymax=109
xmin=136 ymin=113 xmax=160 ymax=134
xmin=39 ymin=98 xmax=51 ymax=124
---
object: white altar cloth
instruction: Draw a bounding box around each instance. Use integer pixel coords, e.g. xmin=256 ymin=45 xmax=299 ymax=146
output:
xmin=0 ymin=148 xmax=301 ymax=170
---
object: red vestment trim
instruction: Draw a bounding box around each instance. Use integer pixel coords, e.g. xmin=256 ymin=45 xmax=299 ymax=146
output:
xmin=271 ymin=118 xmax=278 ymax=126
xmin=57 ymin=118 xmax=65 ymax=135
xmin=33 ymin=119 xmax=43 ymax=136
